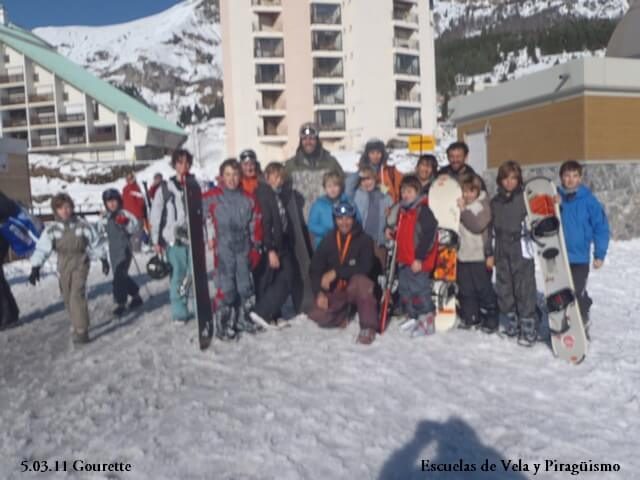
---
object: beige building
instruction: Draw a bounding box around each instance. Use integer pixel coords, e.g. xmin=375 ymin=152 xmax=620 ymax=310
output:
xmin=0 ymin=136 xmax=30 ymax=206
xmin=220 ymin=0 xmax=437 ymax=161
xmin=0 ymin=8 xmax=186 ymax=162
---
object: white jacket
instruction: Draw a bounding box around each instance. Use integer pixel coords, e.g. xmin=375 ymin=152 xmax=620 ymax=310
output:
xmin=149 ymin=177 xmax=188 ymax=247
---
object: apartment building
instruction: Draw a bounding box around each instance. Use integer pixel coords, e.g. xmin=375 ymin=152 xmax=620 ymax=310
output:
xmin=0 ymin=8 xmax=186 ymax=162
xmin=221 ymin=0 xmax=437 ymax=162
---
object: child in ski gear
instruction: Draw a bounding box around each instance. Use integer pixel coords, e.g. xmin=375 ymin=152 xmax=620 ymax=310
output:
xmin=456 ymin=174 xmax=499 ymax=332
xmin=308 ymin=201 xmax=378 ymax=345
xmin=251 ymin=162 xmax=296 ymax=325
xmin=239 ymin=148 xmax=262 ymax=195
xmin=351 ymin=165 xmax=393 ymax=265
xmin=29 ymin=193 xmax=107 ymax=344
xmin=205 ymin=158 xmax=262 ymax=339
xmin=148 ymin=173 xmax=164 ymax=200
xmin=416 ymin=154 xmax=438 ymax=195
xmin=308 ymin=170 xmax=352 ymax=249
xmin=488 ymin=161 xmax=538 ymax=344
xmin=386 ymin=175 xmax=438 ymax=336
xmin=149 ymin=149 xmax=193 ymax=322
xmin=0 ymin=191 xmax=20 ymax=327
xmin=558 ymin=160 xmax=610 ymax=327
xmin=346 ymin=138 xmax=403 ymax=203
xmin=100 ymin=189 xmax=143 ymax=317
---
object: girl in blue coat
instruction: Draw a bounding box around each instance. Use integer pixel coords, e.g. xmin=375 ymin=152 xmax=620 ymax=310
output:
xmin=558 ymin=160 xmax=610 ymax=330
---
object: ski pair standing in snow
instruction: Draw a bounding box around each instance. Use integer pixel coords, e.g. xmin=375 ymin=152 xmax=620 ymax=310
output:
xmin=149 ymin=149 xmax=194 ymax=323
xmin=488 ymin=161 xmax=539 ymax=345
xmin=204 ymin=158 xmax=263 ymax=340
xmin=99 ymin=189 xmax=143 ymax=317
xmin=456 ymin=173 xmax=499 ymax=332
xmin=557 ymin=160 xmax=610 ymax=335
xmin=385 ymin=175 xmax=439 ymax=337
xmin=28 ymin=193 xmax=108 ymax=344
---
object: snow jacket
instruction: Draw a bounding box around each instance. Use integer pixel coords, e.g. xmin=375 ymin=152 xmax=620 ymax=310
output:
xmin=255 ymin=181 xmax=288 ymax=255
xmin=308 ymin=193 xmax=356 ymax=249
xmin=31 ymin=215 xmax=104 ymax=268
xmin=149 ymin=177 xmax=188 ymax=247
xmin=352 ymin=187 xmax=393 ymax=247
xmin=558 ymin=184 xmax=610 ymax=264
xmin=489 ymin=186 xmax=530 ymax=260
xmin=122 ymin=182 xmax=146 ymax=220
xmin=98 ymin=209 xmax=139 ymax=268
xmin=0 ymin=191 xmax=19 ymax=223
xmin=309 ymin=223 xmax=374 ymax=295
xmin=205 ymin=185 xmax=262 ymax=267
xmin=241 ymin=176 xmax=260 ymax=196
xmin=458 ymin=191 xmax=492 ymax=263
xmin=388 ymin=196 xmax=439 ymax=272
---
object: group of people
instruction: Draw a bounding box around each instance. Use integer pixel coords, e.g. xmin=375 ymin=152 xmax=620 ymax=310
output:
xmin=0 ymin=121 xmax=610 ymax=349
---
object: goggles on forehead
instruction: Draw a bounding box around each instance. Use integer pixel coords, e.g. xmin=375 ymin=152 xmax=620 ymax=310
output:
xmin=300 ymin=126 xmax=318 ymax=138
xmin=333 ymin=202 xmax=356 ymax=218
xmin=239 ymin=149 xmax=257 ymax=162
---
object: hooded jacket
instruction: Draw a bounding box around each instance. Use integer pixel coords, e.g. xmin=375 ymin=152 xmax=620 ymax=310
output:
xmin=98 ymin=208 xmax=139 ymax=267
xmin=558 ymin=184 xmax=610 ymax=264
xmin=308 ymin=193 xmax=359 ymax=249
xmin=149 ymin=177 xmax=188 ymax=247
xmin=309 ymin=223 xmax=374 ymax=295
xmin=346 ymin=140 xmax=403 ymax=203
xmin=458 ymin=191 xmax=492 ymax=262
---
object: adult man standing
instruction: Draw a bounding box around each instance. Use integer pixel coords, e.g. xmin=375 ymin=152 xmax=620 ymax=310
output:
xmin=438 ymin=142 xmax=484 ymax=183
xmin=307 ymin=202 xmax=378 ymax=345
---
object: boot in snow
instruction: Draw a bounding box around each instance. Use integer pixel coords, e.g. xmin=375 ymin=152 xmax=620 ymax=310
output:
xmin=214 ymin=306 xmax=237 ymax=341
xmin=72 ymin=330 xmax=89 ymax=344
xmin=236 ymin=296 xmax=262 ymax=334
xmin=519 ymin=317 xmax=538 ymax=346
xmin=502 ymin=312 xmax=519 ymax=337
xmin=480 ymin=307 xmax=499 ymax=334
xmin=113 ymin=304 xmax=127 ymax=317
xmin=129 ymin=295 xmax=143 ymax=310
xmin=356 ymin=328 xmax=376 ymax=345
xmin=411 ymin=312 xmax=436 ymax=337
xmin=459 ymin=313 xmax=481 ymax=330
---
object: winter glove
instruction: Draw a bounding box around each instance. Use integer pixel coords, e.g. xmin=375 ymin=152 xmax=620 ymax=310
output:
xmin=101 ymin=258 xmax=110 ymax=276
xmin=28 ymin=266 xmax=40 ymax=285
xmin=115 ymin=214 xmax=129 ymax=226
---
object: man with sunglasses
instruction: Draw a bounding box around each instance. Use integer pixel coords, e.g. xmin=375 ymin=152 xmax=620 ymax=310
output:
xmin=307 ymin=201 xmax=379 ymax=345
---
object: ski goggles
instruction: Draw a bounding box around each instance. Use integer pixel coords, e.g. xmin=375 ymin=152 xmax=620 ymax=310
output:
xmin=299 ymin=125 xmax=318 ymax=138
xmin=239 ymin=149 xmax=257 ymax=162
xmin=333 ymin=202 xmax=356 ymax=218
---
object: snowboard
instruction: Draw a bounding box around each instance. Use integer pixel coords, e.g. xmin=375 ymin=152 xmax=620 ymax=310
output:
xmin=184 ymin=175 xmax=214 ymax=351
xmin=0 ymin=207 xmax=43 ymax=257
xmin=429 ymin=175 xmax=462 ymax=332
xmin=524 ymin=176 xmax=587 ymax=364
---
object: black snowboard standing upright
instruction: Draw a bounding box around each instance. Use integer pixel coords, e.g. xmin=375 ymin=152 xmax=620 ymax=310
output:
xmin=184 ymin=175 xmax=214 ymax=350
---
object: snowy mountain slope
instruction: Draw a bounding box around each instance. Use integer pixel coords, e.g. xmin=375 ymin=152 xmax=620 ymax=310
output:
xmin=35 ymin=0 xmax=221 ymax=122
xmin=434 ymin=0 xmax=629 ymax=37
xmin=1 ymin=241 xmax=639 ymax=479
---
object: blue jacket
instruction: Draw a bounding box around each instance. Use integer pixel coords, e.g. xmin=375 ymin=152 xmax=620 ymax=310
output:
xmin=308 ymin=193 xmax=359 ymax=249
xmin=558 ymin=184 xmax=610 ymax=264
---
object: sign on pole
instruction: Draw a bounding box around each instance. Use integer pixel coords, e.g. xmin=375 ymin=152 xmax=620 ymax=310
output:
xmin=408 ymin=135 xmax=436 ymax=154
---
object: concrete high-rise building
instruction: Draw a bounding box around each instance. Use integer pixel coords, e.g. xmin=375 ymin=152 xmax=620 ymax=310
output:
xmin=221 ymin=0 xmax=437 ymax=162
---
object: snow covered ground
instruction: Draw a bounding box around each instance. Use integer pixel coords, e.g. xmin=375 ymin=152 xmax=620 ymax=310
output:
xmin=1 ymin=238 xmax=638 ymax=479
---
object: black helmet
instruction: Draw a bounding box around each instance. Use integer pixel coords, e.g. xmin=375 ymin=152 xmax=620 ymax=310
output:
xmin=102 ymin=188 xmax=121 ymax=205
xmin=147 ymin=255 xmax=171 ymax=280
xmin=239 ymin=149 xmax=257 ymax=163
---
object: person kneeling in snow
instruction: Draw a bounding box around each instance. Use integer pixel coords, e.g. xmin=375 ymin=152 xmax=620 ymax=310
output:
xmin=307 ymin=201 xmax=378 ymax=345
xmin=99 ymin=189 xmax=143 ymax=317
xmin=205 ymin=158 xmax=263 ymax=340
xmin=28 ymin=193 xmax=108 ymax=344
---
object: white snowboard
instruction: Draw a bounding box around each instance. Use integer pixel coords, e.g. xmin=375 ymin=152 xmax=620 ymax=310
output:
xmin=524 ymin=177 xmax=588 ymax=364
xmin=429 ymin=175 xmax=462 ymax=332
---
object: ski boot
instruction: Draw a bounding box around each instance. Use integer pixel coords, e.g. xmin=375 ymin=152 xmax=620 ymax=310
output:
xmin=519 ymin=317 xmax=538 ymax=347
xmin=480 ymin=307 xmax=499 ymax=334
xmin=113 ymin=304 xmax=127 ymax=317
xmin=129 ymin=295 xmax=143 ymax=310
xmin=214 ymin=306 xmax=237 ymax=341
xmin=356 ymin=328 xmax=376 ymax=345
xmin=236 ymin=296 xmax=262 ymax=334
xmin=410 ymin=312 xmax=436 ymax=337
xmin=72 ymin=330 xmax=90 ymax=345
xmin=458 ymin=313 xmax=481 ymax=330
xmin=502 ymin=312 xmax=519 ymax=338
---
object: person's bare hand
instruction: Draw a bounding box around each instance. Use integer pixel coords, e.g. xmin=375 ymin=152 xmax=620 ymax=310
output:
xmin=411 ymin=260 xmax=422 ymax=273
xmin=593 ymin=259 xmax=604 ymax=269
xmin=316 ymin=292 xmax=329 ymax=311
xmin=321 ymin=270 xmax=337 ymax=291
xmin=268 ymin=250 xmax=280 ymax=269
xmin=486 ymin=256 xmax=495 ymax=270
xmin=456 ymin=197 xmax=465 ymax=209
xmin=153 ymin=244 xmax=164 ymax=255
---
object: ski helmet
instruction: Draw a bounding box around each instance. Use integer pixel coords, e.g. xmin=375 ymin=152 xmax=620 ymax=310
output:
xmin=333 ymin=201 xmax=356 ymax=218
xmin=147 ymin=255 xmax=171 ymax=280
xmin=102 ymin=188 xmax=122 ymax=206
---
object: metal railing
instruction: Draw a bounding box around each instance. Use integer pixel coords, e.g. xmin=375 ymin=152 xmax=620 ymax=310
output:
xmin=59 ymin=113 xmax=85 ymax=123
xmin=31 ymin=138 xmax=58 ymax=148
xmin=90 ymin=131 xmax=117 ymax=143
xmin=393 ymin=10 xmax=418 ymax=23
xmin=0 ymin=73 xmax=24 ymax=84
xmin=311 ymin=11 xmax=341 ymax=25
xmin=1 ymin=94 xmax=26 ymax=105
xmin=254 ymin=44 xmax=284 ymax=58
xmin=393 ymin=37 xmax=420 ymax=50
xmin=3 ymin=118 xmax=28 ymax=128
xmin=28 ymin=92 xmax=54 ymax=103
xmin=60 ymin=136 xmax=86 ymax=145
xmin=251 ymin=0 xmax=281 ymax=6
xmin=30 ymin=115 xmax=56 ymax=125
xmin=255 ymin=69 xmax=285 ymax=84
xmin=396 ymin=90 xmax=421 ymax=102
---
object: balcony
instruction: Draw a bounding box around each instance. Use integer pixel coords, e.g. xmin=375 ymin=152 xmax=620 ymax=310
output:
xmin=1 ymin=94 xmax=26 ymax=106
xmin=393 ymin=37 xmax=420 ymax=50
xmin=59 ymin=113 xmax=86 ymax=123
xmin=0 ymin=73 xmax=24 ymax=85
xmin=312 ymin=31 xmax=342 ymax=52
xmin=256 ymin=91 xmax=286 ymax=112
xmin=90 ymin=131 xmax=117 ymax=143
xmin=314 ymin=85 xmax=344 ymax=106
xmin=28 ymin=92 xmax=54 ymax=104
xmin=2 ymin=117 xmax=28 ymax=128
xmin=31 ymin=138 xmax=58 ymax=148
xmin=393 ymin=9 xmax=418 ymax=24
xmin=311 ymin=4 xmax=341 ymax=25
xmin=30 ymin=114 xmax=56 ymax=126
xmin=396 ymin=107 xmax=421 ymax=130
xmin=394 ymin=54 xmax=420 ymax=77
xmin=254 ymin=39 xmax=284 ymax=58
xmin=315 ymin=110 xmax=345 ymax=132
xmin=61 ymin=135 xmax=87 ymax=145
xmin=396 ymin=90 xmax=421 ymax=103
xmin=255 ymin=65 xmax=285 ymax=84
xmin=313 ymin=58 xmax=343 ymax=78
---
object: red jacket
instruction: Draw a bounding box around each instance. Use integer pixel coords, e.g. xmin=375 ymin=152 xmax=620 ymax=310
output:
xmin=122 ymin=182 xmax=146 ymax=220
xmin=396 ymin=196 xmax=439 ymax=272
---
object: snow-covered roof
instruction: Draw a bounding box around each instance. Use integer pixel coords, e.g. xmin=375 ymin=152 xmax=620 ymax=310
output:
xmin=607 ymin=0 xmax=640 ymax=59
xmin=0 ymin=22 xmax=186 ymax=139
xmin=449 ymin=56 xmax=640 ymax=124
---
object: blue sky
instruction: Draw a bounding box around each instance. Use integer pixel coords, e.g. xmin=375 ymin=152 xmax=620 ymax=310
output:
xmin=1 ymin=0 xmax=182 ymax=29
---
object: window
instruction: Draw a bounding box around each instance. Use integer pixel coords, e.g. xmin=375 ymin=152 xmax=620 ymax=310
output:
xmin=313 ymin=57 xmax=343 ymax=78
xmin=310 ymin=4 xmax=341 ymax=24
xmin=314 ymin=84 xmax=344 ymax=105
xmin=394 ymin=54 xmax=420 ymax=76
xmin=396 ymin=108 xmax=421 ymax=129
xmin=254 ymin=38 xmax=284 ymax=58
xmin=255 ymin=64 xmax=285 ymax=83
xmin=312 ymin=31 xmax=342 ymax=51
xmin=315 ymin=109 xmax=345 ymax=131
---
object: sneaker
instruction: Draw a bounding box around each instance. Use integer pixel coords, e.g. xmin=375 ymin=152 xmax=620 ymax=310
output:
xmin=411 ymin=312 xmax=436 ymax=337
xmin=519 ymin=317 xmax=538 ymax=346
xmin=72 ymin=330 xmax=90 ymax=344
xmin=356 ymin=328 xmax=376 ymax=345
xmin=113 ymin=304 xmax=127 ymax=317
xmin=129 ymin=295 xmax=143 ymax=310
xmin=502 ymin=313 xmax=519 ymax=337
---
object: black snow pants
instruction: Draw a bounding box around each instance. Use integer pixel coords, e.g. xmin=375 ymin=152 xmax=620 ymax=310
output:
xmin=113 ymin=255 xmax=139 ymax=306
xmin=457 ymin=261 xmax=498 ymax=325
xmin=254 ymin=251 xmax=294 ymax=322
xmin=570 ymin=263 xmax=592 ymax=322
xmin=0 ymin=238 xmax=19 ymax=327
xmin=495 ymin=239 xmax=537 ymax=319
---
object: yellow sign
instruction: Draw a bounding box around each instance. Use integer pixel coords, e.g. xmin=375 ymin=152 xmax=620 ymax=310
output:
xmin=408 ymin=135 xmax=436 ymax=153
